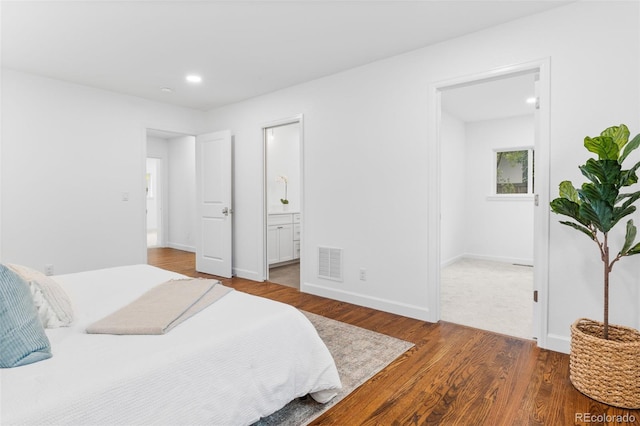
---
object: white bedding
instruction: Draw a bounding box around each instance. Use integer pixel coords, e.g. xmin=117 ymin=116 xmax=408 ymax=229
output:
xmin=0 ymin=264 xmax=341 ymax=425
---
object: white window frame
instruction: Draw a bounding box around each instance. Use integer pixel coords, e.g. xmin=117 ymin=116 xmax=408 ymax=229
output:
xmin=489 ymin=146 xmax=534 ymax=200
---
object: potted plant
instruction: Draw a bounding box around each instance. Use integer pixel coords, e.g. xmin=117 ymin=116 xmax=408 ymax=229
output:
xmin=550 ymin=124 xmax=640 ymax=408
xmin=276 ymin=175 xmax=289 ymax=205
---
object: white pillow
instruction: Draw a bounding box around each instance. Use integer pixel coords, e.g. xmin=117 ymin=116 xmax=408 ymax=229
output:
xmin=7 ymin=263 xmax=74 ymax=328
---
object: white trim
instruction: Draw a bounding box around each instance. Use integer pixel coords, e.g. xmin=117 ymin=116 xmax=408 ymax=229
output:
xmin=486 ymin=195 xmax=535 ymax=202
xmin=302 ymin=282 xmax=432 ymax=322
xmin=233 ymin=267 xmax=261 ymax=281
xmin=261 ymin=114 xmax=304 ymax=283
xmin=463 ymin=253 xmax=534 ymax=267
xmin=534 ymin=58 xmax=551 ymax=348
xmin=0 ymin=65 xmax=3 ymax=261
xmin=167 ymin=242 xmax=195 ymax=253
xmin=428 ymin=58 xmax=551 ymax=349
xmin=140 ymin=127 xmax=150 ymax=263
xmin=545 ymin=333 xmax=570 ymax=354
xmin=440 ymin=254 xmax=465 ymax=268
xmin=426 ymin=85 xmax=442 ymax=323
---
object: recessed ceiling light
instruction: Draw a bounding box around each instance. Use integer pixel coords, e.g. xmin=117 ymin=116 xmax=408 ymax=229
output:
xmin=526 ymin=97 xmax=537 ymax=104
xmin=160 ymin=87 xmax=173 ymax=93
xmin=186 ymin=75 xmax=202 ymax=83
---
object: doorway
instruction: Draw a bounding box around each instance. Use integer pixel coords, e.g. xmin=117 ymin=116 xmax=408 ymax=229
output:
xmin=146 ymin=157 xmax=163 ymax=247
xmin=429 ymin=60 xmax=551 ymax=345
xmin=144 ymin=128 xmax=197 ymax=255
xmin=263 ymin=117 xmax=303 ymax=288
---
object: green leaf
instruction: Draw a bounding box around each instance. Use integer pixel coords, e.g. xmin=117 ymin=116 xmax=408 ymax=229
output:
xmin=619 ymin=160 xmax=640 ymax=186
xmin=579 ymin=159 xmax=621 ymax=185
xmin=612 ymin=205 xmax=636 ymax=227
xmin=579 ymin=200 xmax=614 ymax=232
xmin=550 ymin=198 xmax=585 ymax=223
xmin=619 ymin=132 xmax=640 ymax=164
xmin=601 ymin=124 xmax=630 ymax=151
xmin=620 ymin=219 xmax=637 ymax=256
xmin=579 ymin=182 xmax=618 ymax=206
xmin=625 ymin=242 xmax=640 ymax=256
xmin=618 ymin=191 xmax=640 ymax=210
xmin=559 ymin=221 xmax=595 ymax=240
xmin=584 ymin=136 xmax=619 ymax=160
xmin=558 ymin=180 xmax=580 ymax=203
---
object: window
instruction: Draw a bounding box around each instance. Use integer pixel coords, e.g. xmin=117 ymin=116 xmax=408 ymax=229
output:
xmin=495 ymin=148 xmax=534 ymax=195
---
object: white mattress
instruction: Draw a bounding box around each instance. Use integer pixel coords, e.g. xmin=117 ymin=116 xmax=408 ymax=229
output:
xmin=1 ymin=264 xmax=341 ymax=425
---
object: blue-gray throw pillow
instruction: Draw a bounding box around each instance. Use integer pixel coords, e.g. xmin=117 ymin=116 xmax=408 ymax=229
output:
xmin=0 ymin=264 xmax=52 ymax=368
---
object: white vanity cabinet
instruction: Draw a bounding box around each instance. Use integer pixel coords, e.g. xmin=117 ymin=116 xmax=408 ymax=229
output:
xmin=268 ymin=213 xmax=300 ymax=265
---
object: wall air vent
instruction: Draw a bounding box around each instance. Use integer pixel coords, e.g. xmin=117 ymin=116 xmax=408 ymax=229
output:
xmin=318 ymin=247 xmax=343 ymax=282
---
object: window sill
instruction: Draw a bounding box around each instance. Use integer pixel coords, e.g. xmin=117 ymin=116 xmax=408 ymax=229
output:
xmin=486 ymin=194 xmax=535 ymax=202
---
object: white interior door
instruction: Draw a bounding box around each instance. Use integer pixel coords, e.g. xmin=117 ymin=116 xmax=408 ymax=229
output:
xmin=195 ymin=130 xmax=232 ymax=278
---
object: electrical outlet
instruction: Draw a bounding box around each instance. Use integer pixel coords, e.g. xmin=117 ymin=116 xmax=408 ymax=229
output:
xmin=359 ymin=268 xmax=367 ymax=281
xmin=44 ymin=264 xmax=54 ymax=276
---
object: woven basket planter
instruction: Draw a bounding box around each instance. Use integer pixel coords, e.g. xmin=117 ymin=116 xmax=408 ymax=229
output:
xmin=570 ymin=318 xmax=640 ymax=409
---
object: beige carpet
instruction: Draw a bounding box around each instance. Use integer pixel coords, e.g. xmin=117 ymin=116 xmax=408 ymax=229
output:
xmin=253 ymin=311 xmax=414 ymax=426
xmin=441 ymin=258 xmax=533 ymax=339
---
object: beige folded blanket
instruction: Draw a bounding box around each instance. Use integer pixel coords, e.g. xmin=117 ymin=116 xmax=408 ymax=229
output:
xmin=86 ymin=278 xmax=233 ymax=335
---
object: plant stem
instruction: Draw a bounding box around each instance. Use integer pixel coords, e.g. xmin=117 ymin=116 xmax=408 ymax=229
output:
xmin=603 ymin=233 xmax=610 ymax=340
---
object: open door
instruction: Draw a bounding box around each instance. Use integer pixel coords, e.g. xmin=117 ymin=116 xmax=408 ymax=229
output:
xmin=195 ymin=130 xmax=233 ymax=278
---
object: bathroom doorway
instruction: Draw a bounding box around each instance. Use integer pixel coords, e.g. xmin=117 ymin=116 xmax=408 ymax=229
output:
xmin=264 ymin=118 xmax=302 ymax=288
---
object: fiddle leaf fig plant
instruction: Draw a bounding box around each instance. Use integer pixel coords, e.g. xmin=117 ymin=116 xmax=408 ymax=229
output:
xmin=550 ymin=124 xmax=640 ymax=339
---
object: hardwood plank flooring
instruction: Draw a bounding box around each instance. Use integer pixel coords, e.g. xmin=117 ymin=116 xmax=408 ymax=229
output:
xmin=148 ymin=248 xmax=640 ymax=425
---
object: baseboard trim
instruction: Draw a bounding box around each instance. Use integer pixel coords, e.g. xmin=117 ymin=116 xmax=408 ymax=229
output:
xmin=302 ymin=282 xmax=431 ymax=322
xmin=234 ymin=267 xmax=262 ymax=282
xmin=166 ymin=242 xmax=195 ymax=253
xmin=441 ymin=254 xmax=464 ymax=267
xmin=544 ymin=333 xmax=570 ymax=354
xmin=463 ymin=253 xmax=533 ymax=266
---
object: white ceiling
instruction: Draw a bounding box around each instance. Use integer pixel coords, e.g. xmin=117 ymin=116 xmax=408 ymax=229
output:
xmin=1 ymin=1 xmax=571 ymax=111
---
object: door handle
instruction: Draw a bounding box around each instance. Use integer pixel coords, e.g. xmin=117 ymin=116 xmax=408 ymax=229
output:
xmin=222 ymin=207 xmax=231 ymax=216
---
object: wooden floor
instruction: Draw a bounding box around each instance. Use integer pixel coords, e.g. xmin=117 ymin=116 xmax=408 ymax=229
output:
xmin=148 ymin=248 xmax=640 ymax=425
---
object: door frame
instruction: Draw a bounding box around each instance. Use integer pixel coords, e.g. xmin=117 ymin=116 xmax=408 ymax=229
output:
xmin=141 ymin=126 xmax=197 ymax=263
xmin=261 ymin=114 xmax=304 ymax=282
xmin=427 ymin=58 xmax=551 ymax=348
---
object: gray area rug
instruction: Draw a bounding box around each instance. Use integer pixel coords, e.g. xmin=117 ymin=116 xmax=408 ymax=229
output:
xmin=253 ymin=311 xmax=414 ymax=426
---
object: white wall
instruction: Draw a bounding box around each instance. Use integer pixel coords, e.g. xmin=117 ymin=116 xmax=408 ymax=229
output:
xmin=146 ymin=134 xmax=197 ymax=251
xmin=145 ymin=158 xmax=159 ymax=230
xmin=167 ymin=135 xmax=197 ymax=252
xmin=440 ymin=111 xmax=467 ymax=265
xmin=441 ymin=112 xmax=534 ymax=266
xmin=1 ymin=70 xmax=205 ymax=273
xmin=146 ymin=136 xmax=170 ymax=243
xmin=465 ymin=115 xmax=534 ymax=264
xmin=202 ymin=1 xmax=640 ymax=352
xmin=267 ymin=123 xmax=301 ymax=213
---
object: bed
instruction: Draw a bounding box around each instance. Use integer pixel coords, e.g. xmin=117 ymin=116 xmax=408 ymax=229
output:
xmin=1 ymin=264 xmax=341 ymax=425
